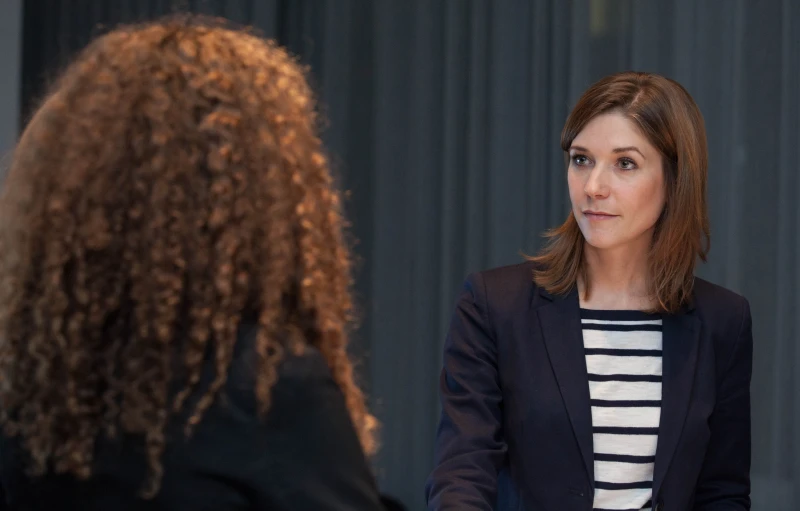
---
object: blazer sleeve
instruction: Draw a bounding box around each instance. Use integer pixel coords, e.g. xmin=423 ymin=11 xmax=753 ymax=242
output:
xmin=693 ymin=298 xmax=753 ymax=510
xmin=425 ymin=272 xmax=507 ymax=510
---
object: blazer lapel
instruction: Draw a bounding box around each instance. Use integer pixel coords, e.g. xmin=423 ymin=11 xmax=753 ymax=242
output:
xmin=535 ymin=287 xmax=595 ymax=488
xmin=652 ymin=310 xmax=701 ymax=499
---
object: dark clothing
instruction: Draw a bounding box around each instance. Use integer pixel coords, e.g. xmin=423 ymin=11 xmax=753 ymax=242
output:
xmin=0 ymin=324 xmax=385 ymax=511
xmin=426 ymin=262 xmax=752 ymax=511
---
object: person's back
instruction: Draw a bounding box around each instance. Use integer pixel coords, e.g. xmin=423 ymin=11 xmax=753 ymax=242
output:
xmin=0 ymin=326 xmax=380 ymax=510
xmin=0 ymin=16 xmax=381 ymax=510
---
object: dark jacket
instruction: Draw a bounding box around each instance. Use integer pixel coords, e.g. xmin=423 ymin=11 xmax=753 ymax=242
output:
xmin=426 ymin=262 xmax=752 ymax=511
xmin=0 ymin=324 xmax=385 ymax=511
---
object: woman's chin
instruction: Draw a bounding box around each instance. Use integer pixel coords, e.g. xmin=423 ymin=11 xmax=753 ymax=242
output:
xmin=580 ymin=231 xmax=620 ymax=251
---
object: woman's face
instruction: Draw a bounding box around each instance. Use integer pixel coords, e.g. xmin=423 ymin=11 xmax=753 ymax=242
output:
xmin=567 ymin=111 xmax=666 ymax=252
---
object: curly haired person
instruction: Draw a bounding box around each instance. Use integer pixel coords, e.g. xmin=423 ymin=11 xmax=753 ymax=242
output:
xmin=0 ymin=16 xmax=383 ymax=511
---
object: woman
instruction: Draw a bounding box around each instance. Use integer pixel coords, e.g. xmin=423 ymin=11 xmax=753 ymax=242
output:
xmin=0 ymin=17 xmax=384 ymax=510
xmin=426 ymin=72 xmax=752 ymax=511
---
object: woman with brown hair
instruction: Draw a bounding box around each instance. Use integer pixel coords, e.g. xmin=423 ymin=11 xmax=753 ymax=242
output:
xmin=427 ymin=72 xmax=752 ymax=511
xmin=0 ymin=17 xmax=384 ymax=510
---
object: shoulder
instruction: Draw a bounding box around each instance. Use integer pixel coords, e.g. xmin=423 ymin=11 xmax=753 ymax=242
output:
xmin=691 ymin=277 xmax=752 ymax=372
xmin=462 ymin=261 xmax=539 ymax=318
xmin=181 ymin=328 xmax=382 ymax=510
xmin=477 ymin=260 xmax=539 ymax=291
xmin=691 ymin=277 xmax=751 ymax=332
xmin=692 ymin=277 xmax=747 ymax=309
xmin=467 ymin=262 xmax=536 ymax=295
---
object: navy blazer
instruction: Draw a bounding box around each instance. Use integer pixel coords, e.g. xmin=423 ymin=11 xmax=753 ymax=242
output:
xmin=426 ymin=262 xmax=752 ymax=511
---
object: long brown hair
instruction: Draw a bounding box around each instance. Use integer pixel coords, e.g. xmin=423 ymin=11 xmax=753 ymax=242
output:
xmin=0 ymin=17 xmax=376 ymax=496
xmin=530 ymin=71 xmax=710 ymax=313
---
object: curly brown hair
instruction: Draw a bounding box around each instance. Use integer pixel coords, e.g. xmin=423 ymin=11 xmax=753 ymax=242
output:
xmin=0 ymin=17 xmax=376 ymax=496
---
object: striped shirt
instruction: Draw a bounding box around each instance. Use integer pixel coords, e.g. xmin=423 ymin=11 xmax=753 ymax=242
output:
xmin=581 ymin=308 xmax=663 ymax=511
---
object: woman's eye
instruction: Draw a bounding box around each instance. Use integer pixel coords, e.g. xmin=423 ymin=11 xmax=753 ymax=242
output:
xmin=572 ymin=155 xmax=590 ymax=166
xmin=618 ymin=157 xmax=637 ymax=170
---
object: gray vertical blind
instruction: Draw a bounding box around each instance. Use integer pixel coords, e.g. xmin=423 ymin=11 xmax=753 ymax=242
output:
xmin=0 ymin=0 xmax=22 ymax=163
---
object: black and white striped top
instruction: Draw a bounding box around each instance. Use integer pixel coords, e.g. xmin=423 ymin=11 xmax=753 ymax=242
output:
xmin=581 ymin=309 xmax=663 ymax=511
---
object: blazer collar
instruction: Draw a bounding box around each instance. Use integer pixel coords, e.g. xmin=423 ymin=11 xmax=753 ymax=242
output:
xmin=533 ymin=285 xmax=701 ymax=497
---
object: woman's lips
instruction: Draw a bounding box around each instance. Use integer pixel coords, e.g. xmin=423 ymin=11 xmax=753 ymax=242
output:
xmin=583 ymin=211 xmax=618 ymax=220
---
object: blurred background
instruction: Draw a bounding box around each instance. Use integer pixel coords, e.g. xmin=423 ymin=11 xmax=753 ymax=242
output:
xmin=0 ymin=0 xmax=797 ymax=509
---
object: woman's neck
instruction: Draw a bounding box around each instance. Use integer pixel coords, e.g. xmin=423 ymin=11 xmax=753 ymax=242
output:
xmin=579 ymin=241 xmax=654 ymax=310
